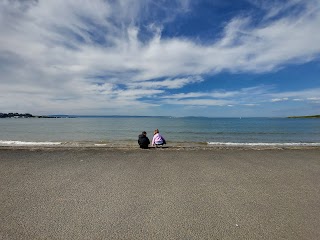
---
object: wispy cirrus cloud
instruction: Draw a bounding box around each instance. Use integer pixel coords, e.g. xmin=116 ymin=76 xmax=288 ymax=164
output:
xmin=268 ymin=88 xmax=320 ymax=103
xmin=159 ymin=86 xmax=271 ymax=106
xmin=127 ymin=76 xmax=203 ymax=90
xmin=271 ymin=98 xmax=289 ymax=102
xmin=160 ymin=86 xmax=320 ymax=107
xmin=0 ymin=0 xmax=319 ymax=115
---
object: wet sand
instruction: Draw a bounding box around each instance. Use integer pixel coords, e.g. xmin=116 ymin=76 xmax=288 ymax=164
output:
xmin=1 ymin=147 xmax=320 ymax=239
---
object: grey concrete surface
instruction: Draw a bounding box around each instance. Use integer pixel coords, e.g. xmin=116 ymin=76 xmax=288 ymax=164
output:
xmin=0 ymin=148 xmax=320 ymax=239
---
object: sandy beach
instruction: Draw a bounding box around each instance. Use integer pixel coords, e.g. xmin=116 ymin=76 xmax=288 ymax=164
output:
xmin=0 ymin=147 xmax=320 ymax=239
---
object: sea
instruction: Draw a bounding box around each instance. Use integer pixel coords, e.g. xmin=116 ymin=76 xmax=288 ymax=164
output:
xmin=1 ymin=117 xmax=320 ymax=147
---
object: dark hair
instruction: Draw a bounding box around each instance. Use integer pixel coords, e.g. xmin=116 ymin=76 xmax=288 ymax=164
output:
xmin=142 ymin=131 xmax=146 ymax=134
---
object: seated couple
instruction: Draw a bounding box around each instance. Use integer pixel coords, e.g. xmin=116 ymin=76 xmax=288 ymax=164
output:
xmin=138 ymin=129 xmax=166 ymax=149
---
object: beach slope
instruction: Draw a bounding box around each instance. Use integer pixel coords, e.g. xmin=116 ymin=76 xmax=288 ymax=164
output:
xmin=1 ymin=148 xmax=320 ymax=239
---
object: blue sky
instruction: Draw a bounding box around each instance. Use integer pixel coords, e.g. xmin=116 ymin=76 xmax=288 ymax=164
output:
xmin=0 ymin=0 xmax=320 ymax=117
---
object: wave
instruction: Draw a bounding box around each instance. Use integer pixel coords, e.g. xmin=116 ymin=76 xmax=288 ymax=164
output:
xmin=0 ymin=140 xmax=61 ymax=146
xmin=207 ymin=142 xmax=320 ymax=146
xmin=1 ymin=139 xmax=319 ymax=147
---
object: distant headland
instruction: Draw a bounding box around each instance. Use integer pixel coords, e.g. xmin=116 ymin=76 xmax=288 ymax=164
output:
xmin=288 ymin=115 xmax=320 ymax=119
xmin=0 ymin=113 xmax=69 ymax=118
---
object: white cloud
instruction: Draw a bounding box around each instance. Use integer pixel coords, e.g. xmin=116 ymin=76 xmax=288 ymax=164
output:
xmin=307 ymin=97 xmax=320 ymax=101
xmin=127 ymin=76 xmax=203 ymax=89
xmin=159 ymin=85 xmax=272 ymax=106
xmin=0 ymin=0 xmax=320 ymax=114
xmin=248 ymin=0 xmax=311 ymax=20
xmin=243 ymin=104 xmax=259 ymax=106
xmin=271 ymin=98 xmax=289 ymax=102
xmin=159 ymin=86 xmax=320 ymax=107
xmin=162 ymin=99 xmax=234 ymax=106
xmin=268 ymin=88 xmax=320 ymax=102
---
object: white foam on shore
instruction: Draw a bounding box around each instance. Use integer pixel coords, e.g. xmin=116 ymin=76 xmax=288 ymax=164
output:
xmin=0 ymin=140 xmax=61 ymax=146
xmin=94 ymin=144 xmax=107 ymax=146
xmin=207 ymin=142 xmax=320 ymax=146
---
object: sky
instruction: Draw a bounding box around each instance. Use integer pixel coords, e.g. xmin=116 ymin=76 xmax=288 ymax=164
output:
xmin=0 ymin=0 xmax=320 ymax=117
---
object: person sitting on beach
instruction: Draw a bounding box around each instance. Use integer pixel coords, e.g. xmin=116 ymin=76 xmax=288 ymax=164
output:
xmin=138 ymin=131 xmax=150 ymax=149
xmin=151 ymin=129 xmax=166 ymax=147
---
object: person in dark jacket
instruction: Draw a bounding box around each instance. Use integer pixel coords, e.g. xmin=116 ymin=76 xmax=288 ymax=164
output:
xmin=138 ymin=131 xmax=150 ymax=149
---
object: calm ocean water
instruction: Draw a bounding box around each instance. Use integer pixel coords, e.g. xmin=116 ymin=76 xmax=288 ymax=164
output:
xmin=1 ymin=117 xmax=320 ymax=146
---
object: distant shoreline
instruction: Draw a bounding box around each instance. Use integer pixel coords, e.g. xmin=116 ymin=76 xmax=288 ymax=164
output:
xmin=288 ymin=115 xmax=320 ymax=118
xmin=0 ymin=113 xmax=73 ymax=119
xmin=1 ymin=113 xmax=320 ymax=119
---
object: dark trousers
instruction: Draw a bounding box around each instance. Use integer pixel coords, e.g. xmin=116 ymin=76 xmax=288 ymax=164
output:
xmin=139 ymin=145 xmax=149 ymax=149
